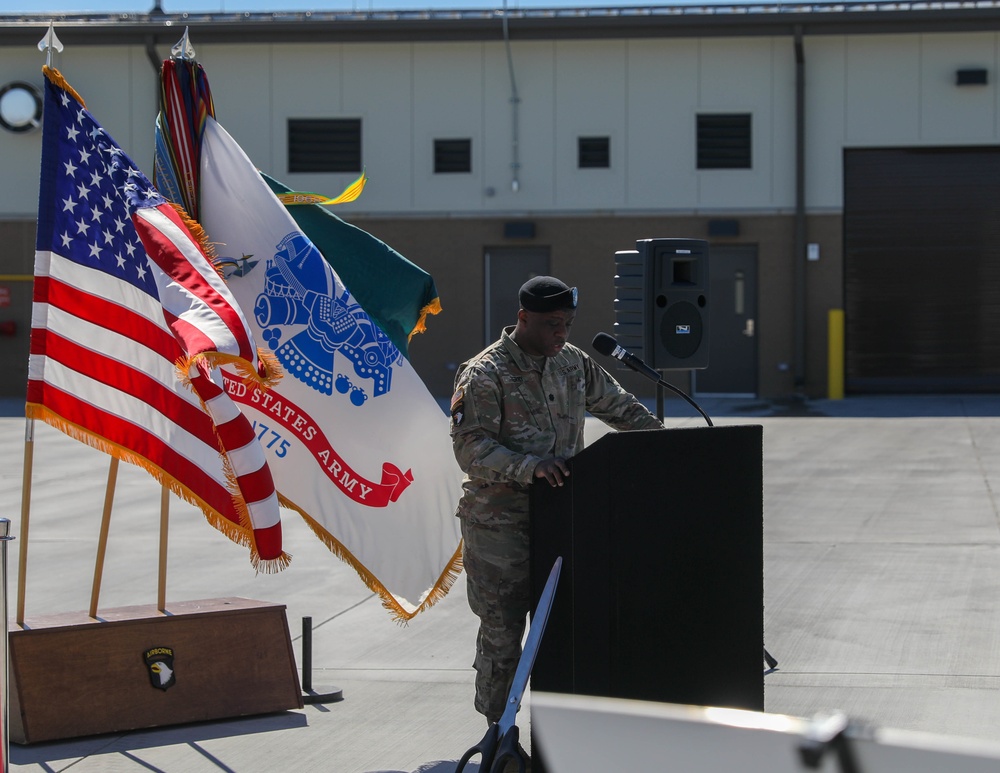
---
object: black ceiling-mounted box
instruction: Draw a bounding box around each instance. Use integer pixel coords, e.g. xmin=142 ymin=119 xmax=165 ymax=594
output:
xmin=956 ymin=68 xmax=988 ymax=86
xmin=504 ymin=221 xmax=536 ymax=239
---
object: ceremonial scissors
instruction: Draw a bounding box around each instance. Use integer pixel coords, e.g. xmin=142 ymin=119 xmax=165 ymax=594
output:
xmin=456 ymin=556 xmax=563 ymax=773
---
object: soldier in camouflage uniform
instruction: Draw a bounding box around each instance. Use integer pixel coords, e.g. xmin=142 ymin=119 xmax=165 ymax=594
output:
xmin=450 ymin=276 xmax=662 ymax=730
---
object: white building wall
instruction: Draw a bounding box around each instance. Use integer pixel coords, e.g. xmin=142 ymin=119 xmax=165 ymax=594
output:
xmin=802 ymin=31 xmax=1000 ymax=209
xmin=0 ymin=45 xmax=156 ymax=219
xmin=0 ymin=45 xmax=46 ymax=219
xmin=198 ymin=45 xmax=276 ymax=177
xmin=3 ymin=29 xmax=1000 ymax=220
xmin=343 ymin=43 xmax=417 ymax=213
xmin=918 ymin=32 xmax=998 ymax=141
xmin=626 ymin=38 xmax=700 ymax=211
xmin=482 ymin=41 xmax=557 ymax=209
xmin=553 ymin=39 xmax=629 ymax=210
xmin=413 ymin=42 xmax=485 ymax=211
xmin=803 ymin=36 xmax=847 ymax=212
xmin=697 ymin=37 xmax=787 ymax=211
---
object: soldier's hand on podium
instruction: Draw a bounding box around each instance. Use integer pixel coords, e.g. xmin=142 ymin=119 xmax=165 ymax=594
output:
xmin=534 ymin=457 xmax=570 ymax=487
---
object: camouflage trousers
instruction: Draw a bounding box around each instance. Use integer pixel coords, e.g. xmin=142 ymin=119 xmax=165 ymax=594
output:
xmin=461 ymin=516 xmax=531 ymax=725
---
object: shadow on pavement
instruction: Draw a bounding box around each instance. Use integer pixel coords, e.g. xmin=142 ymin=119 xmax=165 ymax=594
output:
xmin=9 ymin=711 xmax=308 ymax=765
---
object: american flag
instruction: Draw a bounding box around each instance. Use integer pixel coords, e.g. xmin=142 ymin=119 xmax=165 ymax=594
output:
xmin=28 ymin=67 xmax=287 ymax=570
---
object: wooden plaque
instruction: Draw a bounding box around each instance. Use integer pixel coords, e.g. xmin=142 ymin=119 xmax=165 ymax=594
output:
xmin=9 ymin=597 xmax=303 ymax=744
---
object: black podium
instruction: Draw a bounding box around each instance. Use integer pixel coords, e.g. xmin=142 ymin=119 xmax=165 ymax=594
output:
xmin=529 ymin=425 xmax=764 ymax=722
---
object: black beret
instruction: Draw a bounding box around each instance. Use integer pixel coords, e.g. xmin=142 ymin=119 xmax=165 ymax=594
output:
xmin=519 ymin=276 xmax=578 ymax=313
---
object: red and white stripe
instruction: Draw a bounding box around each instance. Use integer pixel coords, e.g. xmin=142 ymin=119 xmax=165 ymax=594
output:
xmin=31 ymin=239 xmax=284 ymax=565
xmin=29 ymin=251 xmax=237 ymax=520
xmin=134 ymin=203 xmax=258 ymax=368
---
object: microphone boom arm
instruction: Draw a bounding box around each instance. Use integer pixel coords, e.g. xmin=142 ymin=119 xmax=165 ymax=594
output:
xmin=654 ymin=376 xmax=714 ymax=428
xmin=591 ymin=332 xmax=714 ymax=428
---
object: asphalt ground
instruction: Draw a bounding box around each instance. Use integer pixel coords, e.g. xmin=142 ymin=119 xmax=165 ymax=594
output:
xmin=1 ymin=393 xmax=999 ymax=771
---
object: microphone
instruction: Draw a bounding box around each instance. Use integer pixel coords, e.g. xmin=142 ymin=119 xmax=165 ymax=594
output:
xmin=592 ymin=332 xmax=716 ymax=428
xmin=592 ymin=332 xmax=661 ymax=384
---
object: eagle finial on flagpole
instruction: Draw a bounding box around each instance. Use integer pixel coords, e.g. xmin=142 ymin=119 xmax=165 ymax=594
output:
xmin=37 ymin=22 xmax=64 ymax=68
xmin=171 ymin=27 xmax=196 ymax=61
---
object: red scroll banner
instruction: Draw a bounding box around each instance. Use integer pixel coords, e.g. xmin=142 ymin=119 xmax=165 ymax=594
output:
xmin=222 ymin=373 xmax=413 ymax=507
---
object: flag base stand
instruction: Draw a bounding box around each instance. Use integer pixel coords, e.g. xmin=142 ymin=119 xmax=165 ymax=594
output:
xmin=303 ymin=686 xmax=344 ymax=705
xmin=299 ymin=615 xmax=343 ymax=705
xmin=8 ymin=597 xmax=303 ymax=744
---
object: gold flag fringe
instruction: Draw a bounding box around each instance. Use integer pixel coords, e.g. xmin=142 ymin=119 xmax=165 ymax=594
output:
xmin=254 ymin=347 xmax=283 ymax=386
xmin=279 ymin=492 xmax=464 ymax=624
xmin=222 ymin=460 xmax=291 ymax=575
xmin=169 ymin=202 xmax=221 ymax=268
xmin=43 ymin=66 xmax=85 ymax=109
xmin=408 ymin=297 xmax=443 ymax=342
xmin=167 ymin=358 xmax=289 ymax=574
xmin=175 ymin=350 xmax=283 ymax=393
xmin=25 ymin=402 xmax=287 ymax=571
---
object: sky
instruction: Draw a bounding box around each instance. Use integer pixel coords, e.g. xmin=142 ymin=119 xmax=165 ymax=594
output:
xmin=0 ymin=0 xmax=742 ymax=14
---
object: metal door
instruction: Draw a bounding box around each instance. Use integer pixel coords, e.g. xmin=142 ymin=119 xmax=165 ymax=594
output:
xmin=484 ymin=247 xmax=550 ymax=345
xmin=695 ymin=245 xmax=758 ymax=395
xmin=844 ymin=146 xmax=1000 ymax=392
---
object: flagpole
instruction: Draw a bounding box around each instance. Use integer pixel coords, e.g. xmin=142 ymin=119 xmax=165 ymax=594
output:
xmin=22 ymin=16 xmax=65 ymax=632
xmin=157 ymin=486 xmax=169 ymax=612
xmin=89 ymin=457 xmax=119 ymax=619
xmin=15 ymin=420 xmax=34 ymax=626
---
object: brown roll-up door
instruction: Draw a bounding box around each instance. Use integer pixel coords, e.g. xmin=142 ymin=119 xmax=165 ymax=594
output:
xmin=844 ymin=146 xmax=1000 ymax=393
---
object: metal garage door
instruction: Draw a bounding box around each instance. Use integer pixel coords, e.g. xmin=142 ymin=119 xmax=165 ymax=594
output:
xmin=844 ymin=147 xmax=1000 ymax=393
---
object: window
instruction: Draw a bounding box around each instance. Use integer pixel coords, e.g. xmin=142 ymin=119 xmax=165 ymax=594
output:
xmin=288 ymin=118 xmax=362 ymax=173
xmin=696 ymin=114 xmax=752 ymax=170
xmin=434 ymin=139 xmax=472 ymax=173
xmin=578 ymin=136 xmax=610 ymax=168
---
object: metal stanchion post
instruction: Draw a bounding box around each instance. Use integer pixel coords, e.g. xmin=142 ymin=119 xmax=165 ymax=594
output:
xmin=0 ymin=519 xmax=15 ymax=773
xmin=300 ymin=616 xmax=343 ymax=705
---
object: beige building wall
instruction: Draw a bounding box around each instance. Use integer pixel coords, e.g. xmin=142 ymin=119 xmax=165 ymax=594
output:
xmin=0 ymin=23 xmax=996 ymax=399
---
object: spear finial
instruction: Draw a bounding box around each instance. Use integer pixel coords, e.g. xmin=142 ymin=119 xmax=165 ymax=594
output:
xmin=37 ymin=22 xmax=64 ymax=68
xmin=171 ymin=27 xmax=196 ymax=61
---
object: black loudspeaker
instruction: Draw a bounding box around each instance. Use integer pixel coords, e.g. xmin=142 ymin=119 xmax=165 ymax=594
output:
xmin=613 ymin=237 xmax=710 ymax=370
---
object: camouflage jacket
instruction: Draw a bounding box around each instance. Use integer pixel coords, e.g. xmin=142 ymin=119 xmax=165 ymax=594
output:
xmin=450 ymin=327 xmax=663 ymax=524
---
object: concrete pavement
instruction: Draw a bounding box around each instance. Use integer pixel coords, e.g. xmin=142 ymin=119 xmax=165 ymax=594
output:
xmin=2 ymin=394 xmax=1000 ymax=770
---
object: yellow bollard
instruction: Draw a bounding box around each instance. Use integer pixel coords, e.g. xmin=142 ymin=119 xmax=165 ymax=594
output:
xmin=828 ymin=309 xmax=845 ymax=400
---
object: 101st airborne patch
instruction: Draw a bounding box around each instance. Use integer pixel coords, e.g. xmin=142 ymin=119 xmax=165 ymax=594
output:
xmin=450 ymin=387 xmax=465 ymax=427
xmin=144 ymin=646 xmax=176 ymax=691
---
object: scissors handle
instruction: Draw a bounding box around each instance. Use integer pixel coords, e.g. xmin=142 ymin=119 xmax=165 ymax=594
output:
xmin=455 ymin=722 xmax=499 ymax=773
xmin=489 ymin=723 xmax=524 ymax=773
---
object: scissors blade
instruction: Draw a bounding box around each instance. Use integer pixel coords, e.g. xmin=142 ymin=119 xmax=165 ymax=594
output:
xmin=496 ymin=556 xmax=563 ymax=737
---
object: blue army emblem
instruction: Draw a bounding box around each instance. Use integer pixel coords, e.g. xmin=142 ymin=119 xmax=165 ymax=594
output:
xmin=253 ymin=233 xmax=400 ymax=405
xmin=144 ymin=646 xmax=176 ymax=691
